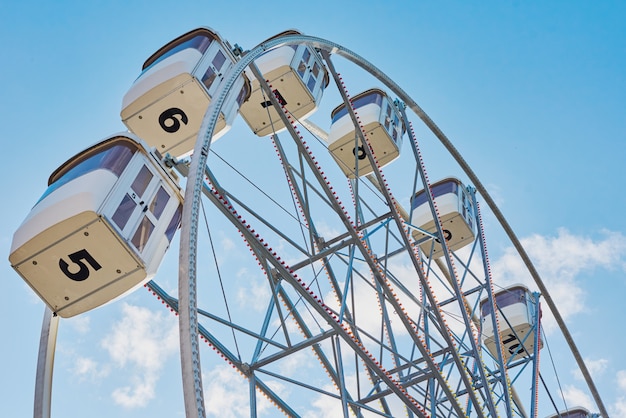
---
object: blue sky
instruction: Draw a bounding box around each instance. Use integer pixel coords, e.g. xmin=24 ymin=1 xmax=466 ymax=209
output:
xmin=2 ymin=1 xmax=626 ymax=417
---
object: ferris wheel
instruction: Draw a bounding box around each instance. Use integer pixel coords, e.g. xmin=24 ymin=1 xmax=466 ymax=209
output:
xmin=9 ymin=28 xmax=608 ymax=418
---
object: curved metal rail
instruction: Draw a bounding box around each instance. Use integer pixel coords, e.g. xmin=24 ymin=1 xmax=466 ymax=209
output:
xmin=178 ymin=33 xmax=607 ymax=417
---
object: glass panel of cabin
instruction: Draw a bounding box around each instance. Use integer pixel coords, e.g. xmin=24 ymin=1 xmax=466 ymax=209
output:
xmin=165 ymin=204 xmax=183 ymax=242
xmin=40 ymin=142 xmax=136 ymax=204
xmin=481 ymin=287 xmax=527 ymax=317
xmin=497 ymin=288 xmax=526 ymax=309
xmin=297 ymin=60 xmax=307 ymax=78
xmin=297 ymin=48 xmax=311 ymax=79
xmin=98 ymin=143 xmax=139 ymax=178
xmin=202 ymin=67 xmax=217 ymax=91
xmin=132 ymin=215 xmax=155 ymax=252
xmin=384 ymin=105 xmax=391 ymax=130
xmin=311 ymin=62 xmax=319 ymax=79
xmin=306 ymin=75 xmax=316 ymax=93
xmin=112 ymin=194 xmax=137 ymax=230
xmin=236 ymin=82 xmax=250 ymax=107
xmin=131 ymin=165 xmax=153 ymax=197
xmin=149 ymin=186 xmax=170 ymax=220
xmin=412 ymin=180 xmax=459 ymax=210
xmin=331 ymin=91 xmax=384 ymax=123
xmin=212 ymin=50 xmax=226 ymax=72
xmin=142 ymin=31 xmax=214 ymax=71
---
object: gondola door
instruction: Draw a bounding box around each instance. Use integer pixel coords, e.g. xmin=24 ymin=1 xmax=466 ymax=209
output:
xmin=105 ymin=156 xmax=169 ymax=259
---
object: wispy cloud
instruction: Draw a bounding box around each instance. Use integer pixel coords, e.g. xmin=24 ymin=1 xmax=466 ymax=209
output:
xmin=66 ymin=314 xmax=91 ymax=334
xmin=100 ymin=303 xmax=178 ymax=408
xmin=204 ymin=365 xmax=283 ymax=417
xmin=236 ymin=267 xmax=271 ymax=312
xmin=492 ymin=228 xmax=626 ymax=332
xmin=611 ymin=370 xmax=626 ymax=416
xmin=304 ymin=381 xmax=345 ymax=418
xmin=561 ymin=385 xmax=595 ymax=412
xmin=72 ymin=356 xmax=110 ymax=381
xmin=572 ymin=357 xmax=608 ymax=381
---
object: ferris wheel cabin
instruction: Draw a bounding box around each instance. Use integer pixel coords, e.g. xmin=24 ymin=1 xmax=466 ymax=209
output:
xmin=9 ymin=134 xmax=183 ymax=318
xmin=480 ymin=284 xmax=543 ymax=362
xmin=239 ymin=30 xmax=329 ymax=137
xmin=327 ymin=88 xmax=405 ymax=178
xmin=121 ymin=27 xmax=251 ymax=157
xmin=546 ymin=406 xmax=597 ymax=418
xmin=410 ymin=177 xmax=476 ymax=258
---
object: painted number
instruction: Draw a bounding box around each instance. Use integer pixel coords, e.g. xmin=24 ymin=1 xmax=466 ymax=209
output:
xmin=353 ymin=145 xmax=367 ymax=160
xmin=502 ymin=333 xmax=523 ymax=355
xmin=59 ymin=249 xmax=102 ymax=282
xmin=159 ymin=107 xmax=188 ymax=133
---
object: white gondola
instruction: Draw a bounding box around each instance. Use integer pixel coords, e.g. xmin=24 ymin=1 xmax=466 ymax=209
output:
xmin=327 ymin=88 xmax=405 ymax=178
xmin=546 ymin=406 xmax=596 ymax=418
xmin=121 ymin=27 xmax=251 ymax=157
xmin=239 ymin=30 xmax=329 ymax=137
xmin=480 ymin=284 xmax=543 ymax=362
xmin=410 ymin=177 xmax=475 ymax=258
xmin=9 ymin=133 xmax=183 ymax=318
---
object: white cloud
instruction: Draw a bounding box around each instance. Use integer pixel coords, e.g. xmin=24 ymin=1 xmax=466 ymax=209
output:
xmin=611 ymin=399 xmax=626 ymax=418
xmin=66 ymin=314 xmax=91 ymax=334
xmin=561 ymin=385 xmax=594 ymax=412
xmin=303 ymin=372 xmax=377 ymax=418
xmin=612 ymin=370 xmax=626 ymax=417
xmin=276 ymin=346 xmax=315 ymax=377
xmin=72 ymin=356 xmax=110 ymax=381
xmin=303 ymin=381 xmax=344 ymax=418
xmin=204 ymin=365 xmax=282 ymax=417
xmin=236 ymin=268 xmax=270 ymax=312
xmin=100 ymin=303 xmax=178 ymax=408
xmin=572 ymin=358 xmax=607 ymax=382
xmin=204 ymin=366 xmax=250 ymax=417
xmin=314 ymin=221 xmax=342 ymax=243
xmin=617 ymin=370 xmax=626 ymax=391
xmin=491 ymin=228 xmax=626 ymax=332
xmin=317 ymin=262 xmax=414 ymax=349
xmin=111 ymin=378 xmax=157 ymax=409
xmin=220 ymin=233 xmax=237 ymax=253
xmin=302 ymin=372 xmax=409 ymax=417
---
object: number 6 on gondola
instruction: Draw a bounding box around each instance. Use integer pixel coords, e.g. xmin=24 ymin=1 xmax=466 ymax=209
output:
xmin=120 ymin=27 xmax=251 ymax=158
xmin=9 ymin=133 xmax=183 ymax=318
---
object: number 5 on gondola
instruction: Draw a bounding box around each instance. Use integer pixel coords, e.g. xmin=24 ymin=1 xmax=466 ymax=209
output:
xmin=9 ymin=133 xmax=183 ymax=318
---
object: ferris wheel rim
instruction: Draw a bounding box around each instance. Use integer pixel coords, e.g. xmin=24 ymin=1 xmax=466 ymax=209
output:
xmin=176 ymin=33 xmax=608 ymax=418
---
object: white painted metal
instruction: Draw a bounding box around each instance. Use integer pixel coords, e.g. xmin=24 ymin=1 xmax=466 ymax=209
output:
xmin=121 ymin=27 xmax=250 ymax=157
xmin=33 ymin=307 xmax=59 ymax=418
xmin=239 ymin=30 xmax=328 ymax=136
xmin=327 ymin=88 xmax=403 ymax=178
xmin=9 ymin=133 xmax=182 ymax=317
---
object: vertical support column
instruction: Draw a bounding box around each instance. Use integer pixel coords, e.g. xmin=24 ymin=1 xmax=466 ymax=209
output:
xmin=530 ymin=292 xmax=542 ymax=418
xmin=249 ymin=373 xmax=257 ymax=418
xmin=333 ymin=336 xmax=351 ymax=418
xmin=472 ymin=193 xmax=515 ymax=417
xmin=34 ymin=307 xmax=59 ymax=418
